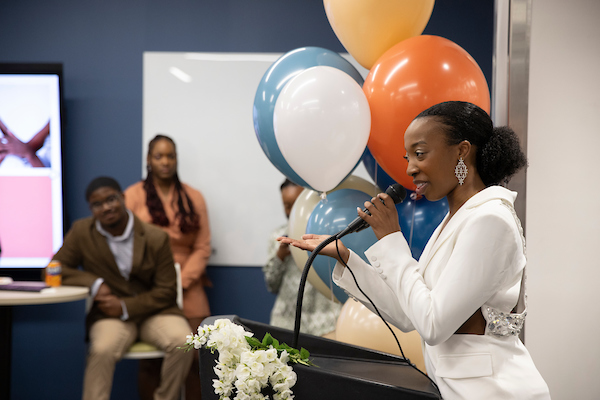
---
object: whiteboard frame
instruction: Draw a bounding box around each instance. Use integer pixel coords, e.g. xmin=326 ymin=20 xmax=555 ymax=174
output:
xmin=143 ymin=52 xmax=370 ymax=266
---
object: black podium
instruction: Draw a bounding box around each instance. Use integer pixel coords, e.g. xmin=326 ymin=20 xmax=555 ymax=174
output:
xmin=199 ymin=315 xmax=441 ymax=399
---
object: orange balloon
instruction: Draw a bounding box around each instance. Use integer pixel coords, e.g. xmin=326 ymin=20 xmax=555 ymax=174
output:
xmin=335 ymin=298 xmax=426 ymax=373
xmin=323 ymin=0 xmax=435 ymax=70
xmin=363 ymin=35 xmax=491 ymax=190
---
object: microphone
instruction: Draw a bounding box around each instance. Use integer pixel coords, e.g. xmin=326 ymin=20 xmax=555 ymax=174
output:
xmin=335 ymin=183 xmax=407 ymax=239
xmin=292 ymin=182 xmax=407 ymax=348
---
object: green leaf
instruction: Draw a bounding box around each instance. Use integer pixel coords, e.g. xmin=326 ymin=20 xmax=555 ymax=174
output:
xmin=262 ymin=333 xmax=274 ymax=347
xmin=280 ymin=343 xmax=292 ymax=350
xmin=246 ymin=336 xmax=262 ymax=348
xmin=300 ymin=348 xmax=310 ymax=359
xmin=246 ymin=331 xmax=318 ymax=367
xmin=271 ymin=337 xmax=280 ymax=348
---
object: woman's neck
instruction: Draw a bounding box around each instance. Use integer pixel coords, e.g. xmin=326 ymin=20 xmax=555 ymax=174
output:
xmin=153 ymin=176 xmax=174 ymax=196
xmin=446 ymin=179 xmax=486 ymax=218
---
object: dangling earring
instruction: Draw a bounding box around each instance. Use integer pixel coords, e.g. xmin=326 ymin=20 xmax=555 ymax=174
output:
xmin=455 ymin=157 xmax=468 ymax=185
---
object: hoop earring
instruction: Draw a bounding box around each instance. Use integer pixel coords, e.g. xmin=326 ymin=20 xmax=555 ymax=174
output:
xmin=455 ymin=157 xmax=468 ymax=185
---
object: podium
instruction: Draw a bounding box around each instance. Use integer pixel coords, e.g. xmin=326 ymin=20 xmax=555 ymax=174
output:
xmin=199 ymin=315 xmax=441 ymax=399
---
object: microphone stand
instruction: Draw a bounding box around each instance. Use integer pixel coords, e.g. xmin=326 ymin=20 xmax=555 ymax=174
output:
xmin=291 ymin=183 xmax=406 ymax=348
xmin=291 ymin=231 xmax=348 ymax=349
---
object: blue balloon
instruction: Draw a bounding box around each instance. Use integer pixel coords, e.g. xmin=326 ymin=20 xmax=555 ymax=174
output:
xmin=397 ymin=193 xmax=448 ymax=259
xmin=361 ymin=147 xmax=397 ymax=192
xmin=305 ymin=187 xmax=448 ymax=302
xmin=253 ymin=47 xmax=364 ymax=189
xmin=306 ymin=189 xmax=379 ymax=303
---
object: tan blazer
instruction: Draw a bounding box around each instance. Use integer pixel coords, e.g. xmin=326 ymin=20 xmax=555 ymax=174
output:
xmin=54 ymin=214 xmax=182 ymax=330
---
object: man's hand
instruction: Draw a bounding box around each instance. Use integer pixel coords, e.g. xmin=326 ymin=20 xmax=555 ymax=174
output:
xmin=94 ymin=283 xmax=123 ymax=317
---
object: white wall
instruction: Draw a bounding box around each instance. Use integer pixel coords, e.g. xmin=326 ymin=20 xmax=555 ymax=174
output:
xmin=526 ymin=1 xmax=600 ymax=398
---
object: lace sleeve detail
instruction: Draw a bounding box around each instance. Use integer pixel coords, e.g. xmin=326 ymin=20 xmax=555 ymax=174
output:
xmin=484 ymin=199 xmax=527 ymax=337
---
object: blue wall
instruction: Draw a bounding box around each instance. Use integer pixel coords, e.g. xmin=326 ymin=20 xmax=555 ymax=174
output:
xmin=0 ymin=1 xmax=493 ymax=398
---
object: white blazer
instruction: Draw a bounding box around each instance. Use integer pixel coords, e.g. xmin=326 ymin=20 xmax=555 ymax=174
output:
xmin=333 ymin=186 xmax=550 ymax=399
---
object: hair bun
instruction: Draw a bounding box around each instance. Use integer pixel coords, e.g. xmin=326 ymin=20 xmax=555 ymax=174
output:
xmin=478 ymin=126 xmax=527 ymax=185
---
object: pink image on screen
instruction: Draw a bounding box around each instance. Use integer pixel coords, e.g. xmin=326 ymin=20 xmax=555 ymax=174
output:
xmin=0 ymin=176 xmax=53 ymax=257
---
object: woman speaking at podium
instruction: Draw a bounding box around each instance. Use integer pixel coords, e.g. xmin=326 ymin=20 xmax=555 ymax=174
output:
xmin=281 ymin=102 xmax=550 ymax=399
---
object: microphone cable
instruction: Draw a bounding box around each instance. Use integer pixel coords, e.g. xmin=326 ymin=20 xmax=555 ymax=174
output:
xmin=292 ymin=234 xmax=338 ymax=348
xmin=291 ymin=234 xmax=439 ymax=392
xmin=334 ymin=239 xmax=439 ymax=392
xmin=292 ymin=183 xmax=406 ymax=346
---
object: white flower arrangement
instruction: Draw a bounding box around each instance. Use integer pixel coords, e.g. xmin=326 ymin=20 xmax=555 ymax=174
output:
xmin=183 ymin=318 xmax=314 ymax=400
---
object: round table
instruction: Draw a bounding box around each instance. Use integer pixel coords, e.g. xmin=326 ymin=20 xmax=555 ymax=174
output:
xmin=0 ymin=285 xmax=89 ymax=399
xmin=0 ymin=285 xmax=89 ymax=305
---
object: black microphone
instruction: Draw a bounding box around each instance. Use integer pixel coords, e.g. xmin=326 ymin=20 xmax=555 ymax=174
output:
xmin=335 ymin=183 xmax=407 ymax=239
xmin=292 ymin=182 xmax=407 ymax=349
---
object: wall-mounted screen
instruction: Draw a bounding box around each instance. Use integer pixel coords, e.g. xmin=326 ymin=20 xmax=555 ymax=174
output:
xmin=0 ymin=63 xmax=64 ymax=269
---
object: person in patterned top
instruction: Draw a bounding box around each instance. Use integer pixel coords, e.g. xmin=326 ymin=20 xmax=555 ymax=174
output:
xmin=263 ymin=179 xmax=342 ymax=337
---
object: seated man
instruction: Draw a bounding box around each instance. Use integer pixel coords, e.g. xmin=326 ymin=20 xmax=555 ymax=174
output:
xmin=52 ymin=176 xmax=192 ymax=400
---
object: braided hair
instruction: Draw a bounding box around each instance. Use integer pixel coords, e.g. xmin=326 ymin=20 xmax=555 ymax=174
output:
xmin=144 ymin=134 xmax=200 ymax=234
xmin=416 ymin=101 xmax=527 ymax=187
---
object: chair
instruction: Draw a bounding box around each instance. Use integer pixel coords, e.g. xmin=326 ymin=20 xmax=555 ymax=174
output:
xmin=122 ymin=262 xmax=183 ymax=359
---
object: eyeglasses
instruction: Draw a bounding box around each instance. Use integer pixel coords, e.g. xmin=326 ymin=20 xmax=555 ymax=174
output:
xmin=89 ymin=195 xmax=121 ymax=211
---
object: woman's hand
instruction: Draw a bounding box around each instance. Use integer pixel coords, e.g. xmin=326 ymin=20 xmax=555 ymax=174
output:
xmin=278 ymin=234 xmax=350 ymax=264
xmin=359 ymin=193 xmax=401 ymax=240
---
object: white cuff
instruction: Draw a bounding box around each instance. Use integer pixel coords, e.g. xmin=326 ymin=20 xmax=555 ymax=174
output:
xmin=120 ymin=300 xmax=129 ymax=321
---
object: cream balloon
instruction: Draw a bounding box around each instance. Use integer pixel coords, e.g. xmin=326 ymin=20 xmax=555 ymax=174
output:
xmin=287 ymin=188 xmax=332 ymax=301
xmin=335 ymin=298 xmax=426 ymax=373
xmin=287 ymin=175 xmax=381 ymax=303
xmin=273 ymin=66 xmax=371 ymax=192
xmin=323 ymin=0 xmax=435 ymax=70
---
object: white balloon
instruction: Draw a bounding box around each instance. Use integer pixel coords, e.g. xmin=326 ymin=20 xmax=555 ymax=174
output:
xmin=273 ymin=66 xmax=371 ymax=192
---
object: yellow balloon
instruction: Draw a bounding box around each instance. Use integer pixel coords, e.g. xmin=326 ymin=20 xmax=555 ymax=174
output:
xmin=323 ymin=0 xmax=435 ymax=70
xmin=335 ymin=298 xmax=427 ymax=373
xmin=287 ymin=175 xmax=380 ymax=303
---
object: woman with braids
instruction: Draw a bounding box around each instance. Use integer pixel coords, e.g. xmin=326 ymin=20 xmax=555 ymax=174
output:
xmin=125 ymin=134 xmax=211 ymax=400
xmin=280 ymin=102 xmax=550 ymax=399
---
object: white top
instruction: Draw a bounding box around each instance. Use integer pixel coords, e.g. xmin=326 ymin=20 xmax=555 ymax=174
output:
xmin=95 ymin=209 xmax=135 ymax=281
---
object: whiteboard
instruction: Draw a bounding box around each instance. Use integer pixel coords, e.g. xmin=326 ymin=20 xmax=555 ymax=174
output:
xmin=143 ymin=52 xmax=370 ymax=266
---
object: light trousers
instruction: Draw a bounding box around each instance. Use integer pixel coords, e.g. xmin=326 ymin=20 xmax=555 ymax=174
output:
xmin=83 ymin=314 xmax=194 ymax=400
